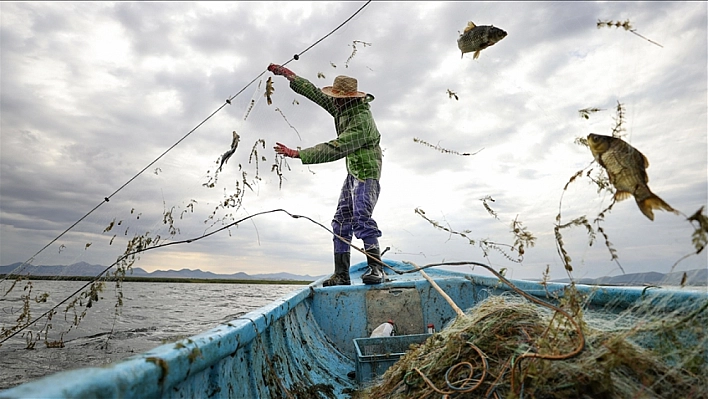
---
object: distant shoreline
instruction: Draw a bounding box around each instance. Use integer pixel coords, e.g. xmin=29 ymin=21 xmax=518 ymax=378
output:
xmin=0 ymin=274 xmax=314 ymax=285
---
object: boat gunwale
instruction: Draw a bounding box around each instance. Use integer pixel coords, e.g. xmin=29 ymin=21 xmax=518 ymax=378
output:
xmin=1 ymin=260 xmax=705 ymax=398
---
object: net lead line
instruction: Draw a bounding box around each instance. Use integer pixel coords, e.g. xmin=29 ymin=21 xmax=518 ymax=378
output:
xmin=2 ymin=0 xmax=373 ymax=283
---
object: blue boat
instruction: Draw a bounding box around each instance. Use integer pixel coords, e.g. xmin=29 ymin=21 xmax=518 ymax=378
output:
xmin=1 ymin=260 xmax=705 ymax=398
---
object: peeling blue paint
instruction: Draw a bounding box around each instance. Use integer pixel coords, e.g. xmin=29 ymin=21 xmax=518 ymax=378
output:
xmin=1 ymin=260 xmax=704 ymax=398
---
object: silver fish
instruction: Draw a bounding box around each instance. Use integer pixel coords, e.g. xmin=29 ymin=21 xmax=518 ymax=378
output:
xmin=218 ymin=130 xmax=240 ymax=172
xmin=457 ymin=21 xmax=507 ymax=59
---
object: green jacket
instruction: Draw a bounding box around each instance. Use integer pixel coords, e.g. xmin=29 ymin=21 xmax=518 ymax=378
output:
xmin=290 ymin=76 xmax=382 ymax=181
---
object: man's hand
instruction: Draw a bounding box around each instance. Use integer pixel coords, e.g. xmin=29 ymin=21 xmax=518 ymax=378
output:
xmin=274 ymin=142 xmax=299 ymax=158
xmin=268 ymin=64 xmax=296 ymax=81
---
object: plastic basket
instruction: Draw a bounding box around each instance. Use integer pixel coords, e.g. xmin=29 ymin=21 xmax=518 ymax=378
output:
xmin=353 ymin=333 xmax=431 ymax=386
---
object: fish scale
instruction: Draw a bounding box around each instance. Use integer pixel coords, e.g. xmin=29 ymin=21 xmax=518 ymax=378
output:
xmin=599 ymin=140 xmax=648 ymax=191
xmin=587 ymin=133 xmax=677 ymax=220
xmin=457 ymin=21 xmax=507 ymax=59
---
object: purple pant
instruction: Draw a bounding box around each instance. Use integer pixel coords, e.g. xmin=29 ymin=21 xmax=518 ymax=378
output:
xmin=332 ymin=174 xmax=382 ymax=253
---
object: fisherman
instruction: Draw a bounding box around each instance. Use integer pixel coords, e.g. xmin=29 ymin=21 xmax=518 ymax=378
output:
xmin=267 ymin=63 xmax=384 ymax=286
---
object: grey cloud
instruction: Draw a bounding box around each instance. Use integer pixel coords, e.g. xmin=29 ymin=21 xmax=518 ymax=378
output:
xmin=0 ymin=2 xmax=705 ymax=280
xmin=112 ymin=2 xmax=182 ymax=57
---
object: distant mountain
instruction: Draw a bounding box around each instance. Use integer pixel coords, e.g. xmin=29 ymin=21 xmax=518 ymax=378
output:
xmin=0 ymin=262 xmax=123 ymax=277
xmin=551 ymin=268 xmax=707 ymax=287
xmin=2 ymin=262 xmax=704 ymax=286
xmin=0 ymin=262 xmax=321 ymax=282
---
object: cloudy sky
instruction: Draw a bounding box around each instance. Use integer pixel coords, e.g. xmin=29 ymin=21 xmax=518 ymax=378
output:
xmin=1 ymin=1 xmax=706 ymax=282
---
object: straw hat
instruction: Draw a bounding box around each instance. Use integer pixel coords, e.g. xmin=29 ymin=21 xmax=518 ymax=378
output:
xmin=321 ymin=75 xmax=366 ymax=98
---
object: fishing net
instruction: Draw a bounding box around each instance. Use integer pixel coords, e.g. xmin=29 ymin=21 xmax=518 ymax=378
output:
xmin=1 ymin=2 xmax=706 ymax=396
xmin=281 ymin=74 xmax=384 ymax=254
xmin=0 ymin=19 xmax=385 ymax=379
xmin=360 ymin=288 xmax=708 ymax=399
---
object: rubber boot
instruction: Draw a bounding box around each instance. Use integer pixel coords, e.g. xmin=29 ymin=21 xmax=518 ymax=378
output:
xmin=322 ymin=252 xmax=351 ymax=287
xmin=362 ymin=247 xmax=384 ymax=285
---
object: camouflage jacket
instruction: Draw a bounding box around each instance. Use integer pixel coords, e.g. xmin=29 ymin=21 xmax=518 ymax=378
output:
xmin=289 ymin=76 xmax=382 ymax=181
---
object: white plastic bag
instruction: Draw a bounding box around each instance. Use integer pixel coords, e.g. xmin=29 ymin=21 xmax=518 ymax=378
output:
xmin=370 ymin=320 xmax=395 ymax=337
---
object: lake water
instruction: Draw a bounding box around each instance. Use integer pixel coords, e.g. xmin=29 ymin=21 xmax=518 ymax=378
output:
xmin=0 ymin=280 xmax=302 ymax=391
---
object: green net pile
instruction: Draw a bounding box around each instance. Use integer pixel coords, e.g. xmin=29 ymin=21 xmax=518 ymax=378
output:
xmin=361 ymin=292 xmax=707 ymax=399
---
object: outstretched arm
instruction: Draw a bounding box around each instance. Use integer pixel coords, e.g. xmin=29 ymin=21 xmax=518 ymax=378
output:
xmin=289 ymin=77 xmax=337 ymax=116
xmin=299 ymin=112 xmax=377 ymax=164
xmin=274 ymin=142 xmax=300 ymax=158
xmin=267 ymin=64 xmax=296 ymax=81
xmin=267 ymin=63 xmax=336 ymax=116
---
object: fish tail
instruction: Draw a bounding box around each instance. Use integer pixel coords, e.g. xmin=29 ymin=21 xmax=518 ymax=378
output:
xmin=636 ymin=193 xmax=677 ymax=221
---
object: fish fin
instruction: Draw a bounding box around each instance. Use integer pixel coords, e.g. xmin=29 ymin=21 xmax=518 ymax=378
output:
xmin=218 ymin=148 xmax=236 ymax=171
xmin=614 ymin=191 xmax=632 ymax=202
xmin=637 ymin=194 xmax=678 ymax=221
xmin=464 ymin=21 xmax=476 ymax=33
xmin=473 ymin=50 xmax=481 ymax=59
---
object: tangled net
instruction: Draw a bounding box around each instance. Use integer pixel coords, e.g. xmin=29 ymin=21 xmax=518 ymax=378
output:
xmin=361 ymin=291 xmax=707 ymax=399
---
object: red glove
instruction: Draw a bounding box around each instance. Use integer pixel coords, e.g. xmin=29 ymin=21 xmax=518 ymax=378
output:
xmin=268 ymin=64 xmax=296 ymax=81
xmin=274 ymin=142 xmax=299 ymax=158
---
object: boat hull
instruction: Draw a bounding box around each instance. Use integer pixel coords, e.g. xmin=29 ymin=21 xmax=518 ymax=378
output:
xmin=1 ymin=260 xmax=704 ymax=398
